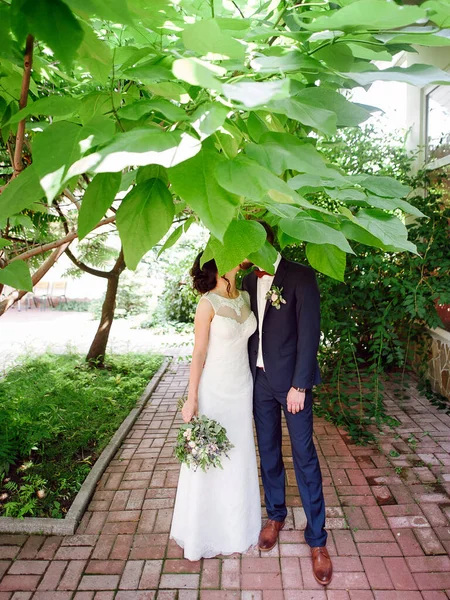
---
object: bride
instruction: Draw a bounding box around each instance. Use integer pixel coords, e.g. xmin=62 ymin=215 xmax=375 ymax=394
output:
xmin=170 ymin=252 xmax=261 ymax=561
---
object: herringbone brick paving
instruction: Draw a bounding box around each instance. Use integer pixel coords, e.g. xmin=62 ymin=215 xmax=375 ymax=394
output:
xmin=1 ymin=363 xmax=450 ymax=599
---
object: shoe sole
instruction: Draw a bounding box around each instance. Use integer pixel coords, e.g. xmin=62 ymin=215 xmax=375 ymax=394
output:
xmin=258 ymin=522 xmax=285 ymax=552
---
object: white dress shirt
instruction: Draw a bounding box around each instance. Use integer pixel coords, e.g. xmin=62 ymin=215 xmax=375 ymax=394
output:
xmin=256 ymin=253 xmax=282 ymax=369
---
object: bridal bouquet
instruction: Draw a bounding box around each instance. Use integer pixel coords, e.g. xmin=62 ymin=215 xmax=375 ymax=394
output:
xmin=174 ymin=398 xmax=234 ymax=472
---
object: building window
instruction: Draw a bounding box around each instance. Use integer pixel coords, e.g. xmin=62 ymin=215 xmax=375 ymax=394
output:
xmin=426 ymin=84 xmax=450 ymax=164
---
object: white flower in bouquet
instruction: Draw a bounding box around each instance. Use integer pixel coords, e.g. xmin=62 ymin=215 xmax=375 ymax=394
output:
xmin=175 ymin=397 xmax=234 ymax=472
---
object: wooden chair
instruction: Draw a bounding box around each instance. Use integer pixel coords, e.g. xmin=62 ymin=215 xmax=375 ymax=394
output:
xmin=49 ymin=281 xmax=67 ymax=307
xmin=33 ymin=281 xmax=50 ymax=309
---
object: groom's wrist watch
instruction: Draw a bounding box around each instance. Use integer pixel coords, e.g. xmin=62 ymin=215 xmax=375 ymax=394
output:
xmin=295 ymin=387 xmax=306 ymax=393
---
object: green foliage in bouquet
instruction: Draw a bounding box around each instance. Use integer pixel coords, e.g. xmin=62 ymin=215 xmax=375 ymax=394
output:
xmin=174 ymin=399 xmax=234 ymax=472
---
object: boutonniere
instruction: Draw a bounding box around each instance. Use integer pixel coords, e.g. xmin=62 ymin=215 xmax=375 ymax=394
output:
xmin=265 ymin=285 xmax=286 ymax=310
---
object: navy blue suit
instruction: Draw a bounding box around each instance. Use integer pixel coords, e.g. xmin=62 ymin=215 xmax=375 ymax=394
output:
xmin=242 ymin=257 xmax=327 ymax=547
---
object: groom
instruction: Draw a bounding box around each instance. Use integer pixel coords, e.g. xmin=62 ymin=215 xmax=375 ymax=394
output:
xmin=241 ymin=222 xmax=332 ymax=586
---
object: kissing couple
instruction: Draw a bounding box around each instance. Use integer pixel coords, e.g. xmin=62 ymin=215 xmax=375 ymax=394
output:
xmin=170 ymin=221 xmax=333 ymax=586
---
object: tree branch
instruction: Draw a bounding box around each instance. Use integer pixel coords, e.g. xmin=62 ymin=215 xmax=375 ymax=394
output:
xmin=54 ymin=199 xmax=109 ymax=277
xmin=13 ymin=35 xmax=34 ymax=175
xmin=65 ymin=247 xmax=110 ymax=279
xmin=9 ymin=215 xmax=116 ymax=263
xmin=63 ymin=188 xmax=81 ymax=210
xmin=0 ymin=241 xmax=70 ymax=316
xmin=231 ymin=1 xmax=245 ymax=18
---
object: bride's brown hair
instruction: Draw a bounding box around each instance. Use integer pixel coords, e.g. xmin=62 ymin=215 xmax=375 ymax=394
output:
xmin=191 ymin=252 xmax=232 ymax=296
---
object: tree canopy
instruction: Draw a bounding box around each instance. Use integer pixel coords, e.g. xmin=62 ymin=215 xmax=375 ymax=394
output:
xmin=1 ymin=0 xmax=450 ymax=296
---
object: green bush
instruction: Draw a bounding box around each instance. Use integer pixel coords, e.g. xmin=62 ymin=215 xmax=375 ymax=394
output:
xmin=155 ymin=240 xmax=199 ymax=325
xmin=0 ymin=352 xmax=163 ymax=518
xmin=91 ymin=277 xmax=150 ymax=320
xmin=162 ymin=276 xmax=197 ymax=323
xmin=281 ymin=124 xmax=450 ymax=443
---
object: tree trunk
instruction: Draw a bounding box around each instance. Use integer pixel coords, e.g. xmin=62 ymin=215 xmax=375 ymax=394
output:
xmin=86 ymin=249 xmax=125 ymax=367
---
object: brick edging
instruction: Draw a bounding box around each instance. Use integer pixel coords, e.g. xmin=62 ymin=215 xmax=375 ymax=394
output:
xmin=0 ymin=357 xmax=171 ymax=536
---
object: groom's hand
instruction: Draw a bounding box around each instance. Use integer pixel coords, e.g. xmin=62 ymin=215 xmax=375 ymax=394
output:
xmin=287 ymin=387 xmax=306 ymax=414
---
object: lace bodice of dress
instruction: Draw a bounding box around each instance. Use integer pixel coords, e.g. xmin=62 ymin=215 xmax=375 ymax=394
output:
xmin=205 ymin=291 xmax=252 ymax=323
xmin=201 ymin=291 xmax=257 ymax=368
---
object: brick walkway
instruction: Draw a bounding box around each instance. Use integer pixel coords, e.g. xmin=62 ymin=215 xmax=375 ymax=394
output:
xmin=1 ymin=363 xmax=450 ymax=600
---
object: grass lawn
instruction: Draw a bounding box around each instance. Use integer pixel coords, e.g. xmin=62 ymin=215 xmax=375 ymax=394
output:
xmin=0 ymin=352 xmax=164 ymax=519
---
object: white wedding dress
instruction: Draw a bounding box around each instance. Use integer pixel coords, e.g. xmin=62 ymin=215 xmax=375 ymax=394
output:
xmin=170 ymin=290 xmax=262 ymax=561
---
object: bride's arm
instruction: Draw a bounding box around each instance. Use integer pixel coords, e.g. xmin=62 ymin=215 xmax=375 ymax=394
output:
xmin=182 ymin=297 xmax=214 ymax=423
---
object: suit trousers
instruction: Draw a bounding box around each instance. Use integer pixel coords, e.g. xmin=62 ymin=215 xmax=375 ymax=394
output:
xmin=253 ymin=368 xmax=327 ymax=547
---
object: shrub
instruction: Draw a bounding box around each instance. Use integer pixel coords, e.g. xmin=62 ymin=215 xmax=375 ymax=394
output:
xmin=0 ymin=352 xmax=163 ymax=518
xmin=283 ymin=124 xmax=450 ymax=443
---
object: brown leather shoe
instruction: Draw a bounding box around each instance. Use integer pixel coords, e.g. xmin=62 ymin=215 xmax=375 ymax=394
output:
xmin=258 ymin=519 xmax=285 ymax=552
xmin=311 ymin=546 xmax=332 ymax=586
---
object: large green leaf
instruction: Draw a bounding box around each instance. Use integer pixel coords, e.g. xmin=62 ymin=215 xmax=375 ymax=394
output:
xmin=147 ymin=82 xmax=191 ymax=104
xmin=294 ymin=88 xmax=373 ymax=127
xmin=78 ymin=92 xmax=111 ymax=124
xmin=340 ymin=219 xmax=386 ymax=249
xmin=78 ymin=172 xmax=121 ymax=240
xmin=360 ymin=175 xmax=410 ymax=198
xmin=215 ymin=156 xmax=312 ymax=208
xmin=65 ymin=0 xmax=134 ymax=25
xmin=169 ymin=147 xmax=240 ymax=241
xmin=0 ymin=166 xmax=44 ymax=220
xmin=364 ymin=195 xmax=425 ymax=218
xmin=222 ymin=79 xmax=291 ymax=108
xmin=33 ymin=121 xmax=82 ymax=202
xmin=204 ymin=220 xmax=267 ymax=275
xmin=250 ymin=51 xmax=321 ymax=74
xmin=136 ymin=165 xmax=168 ymax=185
xmin=117 ymin=99 xmax=187 ymax=122
xmin=68 ymin=130 xmax=202 ymax=176
xmin=247 ymin=241 xmax=279 ymax=273
xmin=347 ymin=64 xmax=450 ymax=86
xmin=9 ymin=96 xmax=79 ymax=124
xmin=303 ymin=0 xmax=426 ymax=31
xmin=355 ymin=209 xmax=417 ymax=253
xmin=0 ymin=6 xmax=13 ymax=60
xmin=190 ymin=103 xmax=229 ymax=140
xmin=423 ymin=0 xmax=450 ymax=27
xmin=123 ymin=62 xmax=175 ymax=83
xmin=346 ymin=42 xmax=393 ymax=62
xmin=76 ymin=21 xmax=112 ymax=83
xmin=79 ymin=116 xmax=116 ymax=152
xmin=315 ymin=44 xmax=354 ymax=71
xmin=172 ymin=58 xmax=225 ymax=91
xmin=0 ymin=260 xmax=33 ymax=292
xmin=267 ymin=98 xmax=337 ymax=135
xmin=157 ymin=217 xmax=194 ymax=258
xmin=245 ymin=132 xmax=337 ymax=177
xmin=22 ymin=0 xmax=85 ymax=68
xmin=279 ymin=217 xmax=355 ymax=254
xmin=306 ymin=243 xmax=346 ymax=282
xmin=376 ymin=31 xmax=450 ymax=47
xmin=116 ymin=178 xmax=174 ymax=270
xmin=182 ymin=18 xmax=245 ymax=60
xmin=288 ymin=173 xmax=348 ymax=191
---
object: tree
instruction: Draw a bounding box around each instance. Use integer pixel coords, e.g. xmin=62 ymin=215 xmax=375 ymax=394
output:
xmin=1 ymin=0 xmax=450 ymax=332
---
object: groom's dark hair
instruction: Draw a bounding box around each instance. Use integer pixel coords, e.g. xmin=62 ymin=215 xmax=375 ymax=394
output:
xmin=256 ymin=220 xmax=275 ymax=245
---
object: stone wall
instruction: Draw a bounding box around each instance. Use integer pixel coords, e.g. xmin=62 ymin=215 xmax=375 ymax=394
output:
xmin=428 ymin=327 xmax=450 ymax=399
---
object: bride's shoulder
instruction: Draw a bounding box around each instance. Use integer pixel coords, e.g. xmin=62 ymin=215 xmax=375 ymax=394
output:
xmin=199 ymin=292 xmax=218 ymax=311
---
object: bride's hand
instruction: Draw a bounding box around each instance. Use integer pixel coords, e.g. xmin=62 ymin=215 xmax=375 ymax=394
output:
xmin=182 ymin=399 xmax=198 ymax=423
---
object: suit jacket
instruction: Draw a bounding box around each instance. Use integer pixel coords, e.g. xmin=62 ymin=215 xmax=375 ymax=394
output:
xmin=242 ymin=257 xmax=321 ymax=393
